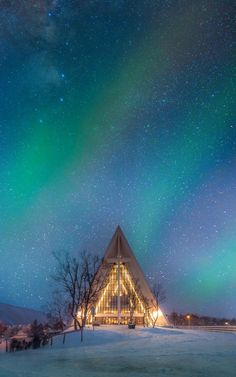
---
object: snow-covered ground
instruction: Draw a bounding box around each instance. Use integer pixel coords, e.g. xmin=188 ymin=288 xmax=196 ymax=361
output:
xmin=0 ymin=326 xmax=235 ymax=376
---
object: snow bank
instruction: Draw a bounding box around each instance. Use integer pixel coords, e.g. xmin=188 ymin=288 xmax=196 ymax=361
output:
xmin=0 ymin=326 xmax=235 ymax=376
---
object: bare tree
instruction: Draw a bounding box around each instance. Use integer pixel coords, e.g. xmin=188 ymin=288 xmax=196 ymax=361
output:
xmin=124 ymin=278 xmax=140 ymax=324
xmin=46 ymin=290 xmax=69 ymax=331
xmin=142 ymin=296 xmax=152 ymax=327
xmin=150 ymin=282 xmax=166 ymax=328
xmin=153 ymin=282 xmax=166 ymax=305
xmin=52 ymin=250 xmax=107 ymax=341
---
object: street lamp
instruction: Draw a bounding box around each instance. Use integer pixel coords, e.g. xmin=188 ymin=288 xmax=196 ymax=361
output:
xmin=186 ymin=314 xmax=191 ymax=328
xmin=5 ymin=337 xmax=9 ymax=352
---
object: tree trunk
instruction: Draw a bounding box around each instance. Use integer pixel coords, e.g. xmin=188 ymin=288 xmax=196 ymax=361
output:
xmin=74 ymin=318 xmax=78 ymax=330
xmin=80 ymin=327 xmax=84 ymax=342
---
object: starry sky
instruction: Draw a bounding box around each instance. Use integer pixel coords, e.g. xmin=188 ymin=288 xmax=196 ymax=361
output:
xmin=0 ymin=1 xmax=235 ymax=318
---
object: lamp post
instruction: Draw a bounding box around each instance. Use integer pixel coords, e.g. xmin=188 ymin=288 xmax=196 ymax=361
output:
xmin=5 ymin=337 xmax=9 ymax=352
xmin=186 ymin=314 xmax=191 ymax=328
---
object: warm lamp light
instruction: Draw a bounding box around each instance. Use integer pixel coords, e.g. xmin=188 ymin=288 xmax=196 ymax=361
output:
xmin=153 ymin=310 xmax=158 ymax=319
xmin=186 ymin=314 xmax=191 ymax=328
xmin=157 ymin=309 xmax=163 ymax=317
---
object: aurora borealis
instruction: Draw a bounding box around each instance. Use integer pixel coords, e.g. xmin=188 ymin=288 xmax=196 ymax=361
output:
xmin=0 ymin=1 xmax=235 ymax=318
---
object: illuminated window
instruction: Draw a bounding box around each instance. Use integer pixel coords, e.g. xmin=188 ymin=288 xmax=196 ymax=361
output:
xmin=96 ymin=263 xmax=145 ymax=316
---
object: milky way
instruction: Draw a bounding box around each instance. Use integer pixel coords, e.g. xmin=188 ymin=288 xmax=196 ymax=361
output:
xmin=0 ymin=1 xmax=235 ymax=317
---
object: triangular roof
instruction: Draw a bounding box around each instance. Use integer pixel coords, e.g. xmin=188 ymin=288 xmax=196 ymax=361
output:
xmin=103 ymin=225 xmax=157 ymax=304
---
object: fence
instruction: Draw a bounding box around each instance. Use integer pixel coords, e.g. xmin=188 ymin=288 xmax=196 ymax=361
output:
xmin=176 ymin=325 xmax=236 ymax=333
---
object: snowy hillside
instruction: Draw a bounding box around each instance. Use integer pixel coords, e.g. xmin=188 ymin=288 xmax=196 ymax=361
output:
xmin=0 ymin=326 xmax=236 ymax=376
xmin=0 ymin=303 xmax=47 ymax=325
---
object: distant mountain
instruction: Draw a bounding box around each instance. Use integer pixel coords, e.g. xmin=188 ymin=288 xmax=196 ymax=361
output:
xmin=0 ymin=303 xmax=47 ymax=325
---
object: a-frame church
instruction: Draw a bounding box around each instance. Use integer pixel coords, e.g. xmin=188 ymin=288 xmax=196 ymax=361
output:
xmin=92 ymin=226 xmax=168 ymax=326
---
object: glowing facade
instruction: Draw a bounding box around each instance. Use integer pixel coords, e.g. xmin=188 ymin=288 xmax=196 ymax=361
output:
xmin=93 ymin=226 xmax=168 ymax=326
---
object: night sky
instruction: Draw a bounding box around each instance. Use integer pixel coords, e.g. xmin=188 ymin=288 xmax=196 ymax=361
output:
xmin=0 ymin=1 xmax=235 ymax=318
